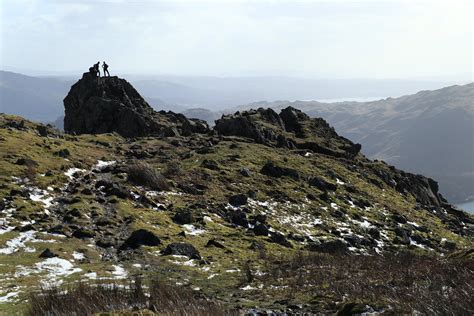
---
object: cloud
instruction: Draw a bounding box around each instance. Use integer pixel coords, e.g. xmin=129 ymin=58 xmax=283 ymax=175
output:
xmin=0 ymin=0 xmax=472 ymax=78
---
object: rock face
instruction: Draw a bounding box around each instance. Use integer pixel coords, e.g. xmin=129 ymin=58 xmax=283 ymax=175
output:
xmin=64 ymin=72 xmax=209 ymax=137
xmin=214 ymin=107 xmax=361 ymax=159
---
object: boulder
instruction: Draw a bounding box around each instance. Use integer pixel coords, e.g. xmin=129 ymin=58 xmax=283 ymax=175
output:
xmin=39 ymin=248 xmax=58 ymax=258
xmin=229 ymin=194 xmax=248 ymax=207
xmin=172 ymin=209 xmax=196 ymax=225
xmin=119 ymin=229 xmax=161 ymax=250
xmin=239 ymin=168 xmax=252 ymax=177
xmin=72 ymin=228 xmax=95 ymax=239
xmin=161 ymin=242 xmax=201 ymax=260
xmin=228 ymin=210 xmax=249 ymax=228
xmin=253 ymin=223 xmax=269 ymax=236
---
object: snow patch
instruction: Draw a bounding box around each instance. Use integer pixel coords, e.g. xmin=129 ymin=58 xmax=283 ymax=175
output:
xmin=0 ymin=291 xmax=19 ymax=303
xmin=72 ymin=251 xmax=85 ymax=261
xmin=182 ymin=224 xmax=206 ymax=236
xmin=64 ymin=168 xmax=86 ymax=179
xmin=95 ymin=160 xmax=116 ymax=170
xmin=0 ymin=230 xmax=36 ymax=254
xmin=110 ymin=265 xmax=128 ymax=279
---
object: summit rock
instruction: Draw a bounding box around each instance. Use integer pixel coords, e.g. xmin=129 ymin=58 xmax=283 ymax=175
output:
xmin=63 ymin=72 xmax=209 ymax=137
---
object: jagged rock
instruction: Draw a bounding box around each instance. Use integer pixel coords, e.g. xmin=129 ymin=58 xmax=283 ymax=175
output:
xmin=229 ymin=194 xmax=248 ymax=207
xmin=161 ymin=242 xmax=201 ymax=260
xmin=63 ymin=73 xmax=209 ymax=137
xmin=260 ymin=161 xmax=300 ymax=180
xmin=215 ymin=106 xmax=361 ymax=158
xmin=215 ymin=108 xmax=285 ymax=145
xmin=119 ymin=229 xmax=160 ymax=250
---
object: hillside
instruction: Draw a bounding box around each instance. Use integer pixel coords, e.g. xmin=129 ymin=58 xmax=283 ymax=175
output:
xmin=0 ymin=71 xmax=72 ymax=123
xmin=0 ymin=73 xmax=472 ymax=314
xmin=243 ymin=83 xmax=474 ymax=204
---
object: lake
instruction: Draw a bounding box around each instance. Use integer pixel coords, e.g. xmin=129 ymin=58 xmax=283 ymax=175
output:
xmin=456 ymin=200 xmax=474 ymax=214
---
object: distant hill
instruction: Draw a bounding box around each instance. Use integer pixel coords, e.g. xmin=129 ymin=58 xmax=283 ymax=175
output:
xmin=0 ymin=71 xmax=72 ymax=122
xmin=242 ymin=83 xmax=474 ymax=203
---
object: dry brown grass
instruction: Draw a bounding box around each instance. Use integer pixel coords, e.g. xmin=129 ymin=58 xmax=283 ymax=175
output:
xmin=126 ymin=161 xmax=169 ymax=191
xmin=27 ymin=276 xmax=234 ymax=316
xmin=258 ymin=251 xmax=474 ymax=314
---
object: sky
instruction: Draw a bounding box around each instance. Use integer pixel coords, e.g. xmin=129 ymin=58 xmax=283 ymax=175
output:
xmin=0 ymin=0 xmax=472 ymax=79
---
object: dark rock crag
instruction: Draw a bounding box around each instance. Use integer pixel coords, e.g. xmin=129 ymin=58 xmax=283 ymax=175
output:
xmin=214 ymin=107 xmax=361 ymax=159
xmin=64 ymin=72 xmax=209 ymax=137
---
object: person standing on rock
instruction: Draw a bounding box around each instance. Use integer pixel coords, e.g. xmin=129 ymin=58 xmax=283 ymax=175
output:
xmin=94 ymin=61 xmax=100 ymax=77
xmin=102 ymin=61 xmax=110 ymax=77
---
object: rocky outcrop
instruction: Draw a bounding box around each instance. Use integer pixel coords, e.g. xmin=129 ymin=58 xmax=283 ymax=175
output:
xmin=214 ymin=107 xmax=361 ymax=159
xmin=64 ymin=72 xmax=209 ymax=137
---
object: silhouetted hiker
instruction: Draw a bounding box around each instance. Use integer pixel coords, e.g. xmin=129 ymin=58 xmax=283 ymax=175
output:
xmin=102 ymin=62 xmax=110 ymax=77
xmin=94 ymin=61 xmax=100 ymax=77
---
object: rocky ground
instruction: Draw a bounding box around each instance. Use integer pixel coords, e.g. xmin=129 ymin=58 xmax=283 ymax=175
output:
xmin=0 ymin=73 xmax=473 ymax=315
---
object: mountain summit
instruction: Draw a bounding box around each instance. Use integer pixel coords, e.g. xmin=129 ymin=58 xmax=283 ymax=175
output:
xmin=63 ymin=72 xmax=208 ymax=137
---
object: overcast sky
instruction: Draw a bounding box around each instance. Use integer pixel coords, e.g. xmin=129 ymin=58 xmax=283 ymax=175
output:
xmin=0 ymin=0 xmax=472 ymax=79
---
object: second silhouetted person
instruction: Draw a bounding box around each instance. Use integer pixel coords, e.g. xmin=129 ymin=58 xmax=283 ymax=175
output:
xmin=102 ymin=61 xmax=110 ymax=77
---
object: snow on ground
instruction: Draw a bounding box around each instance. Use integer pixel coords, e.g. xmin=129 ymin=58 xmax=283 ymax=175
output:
xmin=110 ymin=265 xmax=128 ymax=279
xmin=0 ymin=230 xmax=36 ymax=254
xmin=0 ymin=291 xmax=20 ymax=303
xmin=72 ymin=251 xmax=85 ymax=261
xmin=64 ymin=167 xmax=87 ymax=179
xmin=351 ymin=219 xmax=374 ymax=229
xmin=94 ymin=160 xmax=116 ymax=170
xmin=241 ymin=285 xmax=261 ymax=291
xmin=170 ymin=258 xmax=197 ymax=267
xmin=182 ymin=224 xmax=206 ymax=236
xmin=14 ymin=257 xmax=82 ymax=287
xmin=84 ymin=272 xmax=98 ymax=279
xmin=0 ymin=226 xmax=14 ymax=235
xmin=29 ymin=188 xmax=55 ymax=215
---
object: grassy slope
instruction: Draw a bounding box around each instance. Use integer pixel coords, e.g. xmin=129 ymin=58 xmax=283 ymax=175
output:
xmin=0 ymin=114 xmax=472 ymax=313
